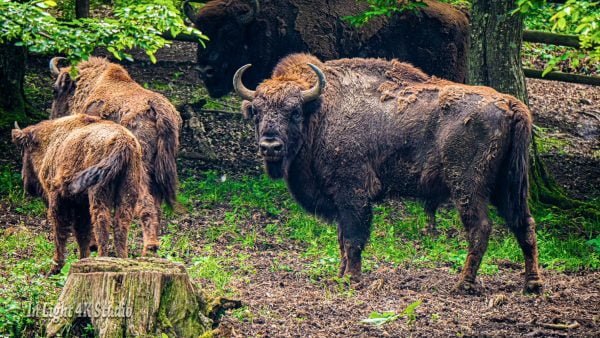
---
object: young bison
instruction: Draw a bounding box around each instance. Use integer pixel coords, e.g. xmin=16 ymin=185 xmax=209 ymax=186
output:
xmin=49 ymin=56 xmax=182 ymax=254
xmin=12 ymin=115 xmax=144 ymax=275
xmin=233 ymin=53 xmax=543 ymax=294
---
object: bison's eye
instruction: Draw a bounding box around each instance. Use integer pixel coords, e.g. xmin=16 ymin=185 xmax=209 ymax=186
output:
xmin=291 ymin=108 xmax=302 ymax=122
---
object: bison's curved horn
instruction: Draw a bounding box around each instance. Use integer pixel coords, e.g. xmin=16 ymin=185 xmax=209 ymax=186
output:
xmin=14 ymin=121 xmax=21 ymax=130
xmin=301 ymin=63 xmax=326 ymax=103
xmin=238 ymin=0 xmax=259 ymax=24
xmin=233 ymin=64 xmax=256 ymax=100
xmin=49 ymin=57 xmax=66 ymax=76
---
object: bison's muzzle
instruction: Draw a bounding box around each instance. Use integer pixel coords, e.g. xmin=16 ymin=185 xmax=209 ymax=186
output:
xmin=259 ymin=136 xmax=284 ymax=160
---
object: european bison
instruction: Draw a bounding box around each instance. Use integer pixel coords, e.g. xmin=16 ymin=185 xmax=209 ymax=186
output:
xmin=233 ymin=53 xmax=543 ymax=294
xmin=185 ymin=0 xmax=469 ymax=97
xmin=12 ymin=115 xmax=144 ymax=275
xmin=49 ymin=56 xmax=183 ymax=254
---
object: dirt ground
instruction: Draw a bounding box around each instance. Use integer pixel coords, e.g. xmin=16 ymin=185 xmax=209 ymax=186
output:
xmin=2 ymin=42 xmax=599 ymax=337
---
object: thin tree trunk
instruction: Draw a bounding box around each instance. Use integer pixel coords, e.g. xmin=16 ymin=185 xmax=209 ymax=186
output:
xmin=468 ymin=0 xmax=528 ymax=104
xmin=76 ymin=0 xmax=89 ymax=18
xmin=0 ymin=42 xmax=27 ymax=122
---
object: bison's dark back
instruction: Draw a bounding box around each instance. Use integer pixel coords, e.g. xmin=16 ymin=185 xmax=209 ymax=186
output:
xmin=194 ymin=0 xmax=468 ymax=96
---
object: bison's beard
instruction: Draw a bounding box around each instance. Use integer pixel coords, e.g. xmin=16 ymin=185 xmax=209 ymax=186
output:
xmin=264 ymin=159 xmax=285 ymax=179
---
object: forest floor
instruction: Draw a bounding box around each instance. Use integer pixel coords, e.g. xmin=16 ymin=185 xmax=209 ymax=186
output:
xmin=0 ymin=42 xmax=598 ymax=337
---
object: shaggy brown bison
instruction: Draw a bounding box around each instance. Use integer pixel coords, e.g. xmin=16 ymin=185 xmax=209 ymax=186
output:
xmin=12 ymin=115 xmax=144 ymax=275
xmin=185 ymin=0 xmax=468 ymax=97
xmin=49 ymin=56 xmax=183 ymax=254
xmin=233 ymin=53 xmax=543 ymax=294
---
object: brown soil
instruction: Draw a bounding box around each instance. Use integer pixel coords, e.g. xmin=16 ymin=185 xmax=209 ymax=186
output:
xmin=2 ymin=42 xmax=599 ymax=337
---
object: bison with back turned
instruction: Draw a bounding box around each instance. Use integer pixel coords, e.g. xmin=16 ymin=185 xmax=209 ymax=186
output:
xmin=12 ymin=115 xmax=145 ymax=275
xmin=233 ymin=53 xmax=543 ymax=294
xmin=49 ymin=56 xmax=183 ymax=254
xmin=185 ymin=0 xmax=469 ymax=97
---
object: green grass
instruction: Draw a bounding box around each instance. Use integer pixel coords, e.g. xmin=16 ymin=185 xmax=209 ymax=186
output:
xmin=0 ymin=166 xmax=46 ymax=217
xmin=176 ymin=171 xmax=599 ymax=281
xmin=0 ymin=169 xmax=598 ymax=336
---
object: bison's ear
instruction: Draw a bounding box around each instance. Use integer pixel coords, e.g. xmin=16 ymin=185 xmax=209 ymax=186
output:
xmin=11 ymin=128 xmax=35 ymax=148
xmin=53 ymin=72 xmax=76 ymax=98
xmin=84 ymin=100 xmax=105 ymax=116
xmin=241 ymin=100 xmax=254 ymax=120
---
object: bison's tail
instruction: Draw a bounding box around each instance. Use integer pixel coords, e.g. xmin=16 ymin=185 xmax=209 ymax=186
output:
xmin=495 ymin=99 xmax=533 ymax=229
xmin=68 ymin=141 xmax=136 ymax=195
xmin=150 ymin=100 xmax=182 ymax=207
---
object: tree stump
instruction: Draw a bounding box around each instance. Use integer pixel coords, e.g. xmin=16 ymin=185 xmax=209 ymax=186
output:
xmin=46 ymin=257 xmax=212 ymax=337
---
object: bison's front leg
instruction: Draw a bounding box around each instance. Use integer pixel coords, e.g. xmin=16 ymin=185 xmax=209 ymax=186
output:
xmin=335 ymin=199 xmax=373 ymax=280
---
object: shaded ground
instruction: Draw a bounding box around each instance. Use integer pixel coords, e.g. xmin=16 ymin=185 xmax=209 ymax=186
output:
xmin=0 ymin=42 xmax=598 ymax=337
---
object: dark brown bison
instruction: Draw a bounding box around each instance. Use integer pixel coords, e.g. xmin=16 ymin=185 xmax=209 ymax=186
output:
xmin=233 ymin=53 xmax=543 ymax=294
xmin=185 ymin=0 xmax=469 ymax=97
xmin=12 ymin=115 xmax=144 ymax=275
xmin=49 ymin=56 xmax=183 ymax=254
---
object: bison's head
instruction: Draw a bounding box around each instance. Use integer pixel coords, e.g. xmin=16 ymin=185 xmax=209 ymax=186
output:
xmin=185 ymin=0 xmax=259 ymax=97
xmin=49 ymin=57 xmax=76 ymax=119
xmin=234 ymin=63 xmax=326 ymax=179
xmin=11 ymin=122 xmax=43 ymax=197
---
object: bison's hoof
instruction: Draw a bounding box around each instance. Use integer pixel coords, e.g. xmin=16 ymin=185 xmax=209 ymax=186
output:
xmin=46 ymin=265 xmax=63 ymax=276
xmin=453 ymin=280 xmax=482 ymax=295
xmin=523 ymin=279 xmax=543 ymax=295
xmin=142 ymin=244 xmax=159 ymax=257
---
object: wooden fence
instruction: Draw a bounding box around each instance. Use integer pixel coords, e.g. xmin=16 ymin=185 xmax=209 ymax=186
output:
xmin=163 ymin=28 xmax=599 ymax=86
xmin=522 ymin=30 xmax=599 ymax=85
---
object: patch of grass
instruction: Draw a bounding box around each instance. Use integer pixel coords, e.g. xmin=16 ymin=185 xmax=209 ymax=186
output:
xmin=0 ymin=227 xmax=72 ymax=337
xmin=177 ymin=173 xmax=599 ymax=282
xmin=0 ymin=165 xmax=46 ymax=216
xmin=188 ymin=255 xmax=233 ymax=295
xmin=535 ymin=126 xmax=571 ymax=155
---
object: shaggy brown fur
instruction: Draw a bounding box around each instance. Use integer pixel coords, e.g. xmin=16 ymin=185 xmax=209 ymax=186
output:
xmin=50 ymin=57 xmax=183 ymax=254
xmin=186 ymin=0 xmax=469 ymax=97
xmin=238 ymin=53 xmax=543 ymax=294
xmin=12 ymin=115 xmax=145 ymax=275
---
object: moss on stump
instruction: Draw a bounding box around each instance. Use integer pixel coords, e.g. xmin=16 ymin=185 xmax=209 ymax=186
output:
xmin=46 ymin=257 xmax=212 ymax=337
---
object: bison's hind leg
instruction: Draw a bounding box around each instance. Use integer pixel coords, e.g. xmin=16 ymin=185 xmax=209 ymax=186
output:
xmin=73 ymin=207 xmax=93 ymax=259
xmin=137 ymin=188 xmax=160 ymax=256
xmin=509 ymin=216 xmax=543 ymax=294
xmin=423 ymin=200 xmax=439 ymax=236
xmin=89 ymin=189 xmax=114 ymax=257
xmin=47 ymin=197 xmax=71 ymax=275
xmin=114 ymin=182 xmax=139 ymax=258
xmin=453 ymin=202 xmax=492 ymax=295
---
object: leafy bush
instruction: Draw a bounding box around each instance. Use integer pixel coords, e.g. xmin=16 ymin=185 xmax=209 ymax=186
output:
xmin=0 ymin=0 xmax=208 ymax=64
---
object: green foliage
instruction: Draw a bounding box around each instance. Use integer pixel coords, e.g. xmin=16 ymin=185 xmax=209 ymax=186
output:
xmin=0 ymin=166 xmax=46 ymax=216
xmin=343 ymin=0 xmax=427 ymax=27
xmin=361 ymin=300 xmax=422 ymax=326
xmin=516 ymin=0 xmax=600 ymax=75
xmin=0 ymin=0 xmax=208 ymax=64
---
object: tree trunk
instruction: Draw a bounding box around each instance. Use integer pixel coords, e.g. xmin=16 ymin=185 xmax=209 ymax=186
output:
xmin=75 ymin=0 xmax=89 ymax=18
xmin=468 ymin=0 xmax=528 ymax=103
xmin=46 ymin=257 xmax=213 ymax=337
xmin=0 ymin=42 xmax=27 ymax=123
xmin=467 ymin=1 xmax=597 ymax=217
